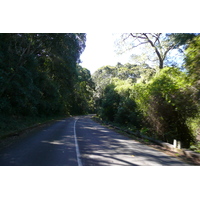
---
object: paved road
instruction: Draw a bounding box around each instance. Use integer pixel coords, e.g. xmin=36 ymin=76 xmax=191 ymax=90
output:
xmin=0 ymin=115 xmax=189 ymax=166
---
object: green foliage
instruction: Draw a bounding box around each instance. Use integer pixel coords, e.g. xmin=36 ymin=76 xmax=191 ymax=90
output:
xmin=92 ymin=33 xmax=200 ymax=150
xmin=167 ymin=33 xmax=198 ymax=48
xmin=92 ymin=63 xmax=156 ymax=110
xmin=92 ymin=63 xmax=158 ymax=131
xmin=72 ymin=65 xmax=95 ymax=114
xmin=94 ymin=74 xmax=142 ymax=128
xmin=133 ymin=67 xmax=198 ymax=147
xmin=0 ymin=33 xmax=90 ymax=137
xmin=185 ymin=35 xmax=200 ymax=83
xmin=94 ymin=62 xmax=199 ymax=148
xmin=3 ymin=33 xmax=199 ymax=151
xmin=184 ymin=35 xmax=200 ymax=149
xmin=0 ymin=114 xmax=66 ymax=139
xmin=190 ymin=142 xmax=200 ymax=153
xmin=100 ymin=83 xmax=121 ymax=122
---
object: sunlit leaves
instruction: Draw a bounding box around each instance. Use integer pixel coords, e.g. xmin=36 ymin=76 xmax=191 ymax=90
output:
xmin=185 ymin=35 xmax=200 ymax=82
xmin=132 ymin=67 xmax=198 ymax=147
xmin=94 ymin=63 xmax=199 ymax=147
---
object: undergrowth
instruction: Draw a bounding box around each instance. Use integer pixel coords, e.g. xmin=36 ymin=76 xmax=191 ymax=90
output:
xmin=0 ymin=114 xmax=68 ymax=139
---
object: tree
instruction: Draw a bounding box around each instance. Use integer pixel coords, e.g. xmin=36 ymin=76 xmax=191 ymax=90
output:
xmin=72 ymin=65 xmax=95 ymax=114
xmin=92 ymin=64 xmax=149 ymax=127
xmin=133 ymin=67 xmax=198 ymax=147
xmin=168 ymin=33 xmax=198 ymax=48
xmin=0 ymin=33 xmax=87 ymax=117
xmin=100 ymin=83 xmax=120 ymax=122
xmin=116 ymin=33 xmax=181 ymax=70
xmin=185 ymin=34 xmax=200 ymax=83
xmin=184 ymin=35 xmax=200 ymax=143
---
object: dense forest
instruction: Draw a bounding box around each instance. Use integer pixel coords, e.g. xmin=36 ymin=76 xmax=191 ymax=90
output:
xmin=0 ymin=33 xmax=94 ymax=136
xmin=92 ymin=33 xmax=200 ymax=150
xmin=0 ymin=33 xmax=200 ymax=152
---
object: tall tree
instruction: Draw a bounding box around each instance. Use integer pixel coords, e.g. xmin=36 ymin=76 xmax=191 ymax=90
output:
xmin=0 ymin=33 xmax=87 ymax=117
xmin=72 ymin=64 xmax=95 ymax=114
xmin=116 ymin=33 xmax=181 ymax=70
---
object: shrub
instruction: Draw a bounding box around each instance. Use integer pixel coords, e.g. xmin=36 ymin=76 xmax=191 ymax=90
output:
xmin=132 ymin=67 xmax=198 ymax=147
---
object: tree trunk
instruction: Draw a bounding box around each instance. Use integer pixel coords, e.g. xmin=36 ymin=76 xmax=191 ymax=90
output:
xmin=159 ymin=57 xmax=164 ymax=69
xmin=143 ymin=34 xmax=164 ymax=69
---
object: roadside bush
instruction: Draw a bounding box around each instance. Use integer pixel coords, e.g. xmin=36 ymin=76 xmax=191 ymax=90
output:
xmin=184 ymin=35 xmax=200 ymax=149
xmin=98 ymin=79 xmax=142 ymax=129
xmin=133 ymin=67 xmax=198 ymax=147
xmin=95 ymin=65 xmax=199 ymax=148
xmin=114 ymin=97 xmax=141 ymax=129
xmin=99 ymin=84 xmax=120 ymax=122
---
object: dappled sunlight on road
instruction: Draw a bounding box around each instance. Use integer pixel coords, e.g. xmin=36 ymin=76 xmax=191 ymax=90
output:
xmin=0 ymin=118 xmax=78 ymax=166
xmin=0 ymin=115 xmax=189 ymax=166
xmin=42 ymin=140 xmax=65 ymax=145
xmin=76 ymin=116 xmax=189 ymax=166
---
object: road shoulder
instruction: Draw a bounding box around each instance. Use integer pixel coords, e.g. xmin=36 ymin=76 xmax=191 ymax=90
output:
xmin=91 ymin=117 xmax=198 ymax=165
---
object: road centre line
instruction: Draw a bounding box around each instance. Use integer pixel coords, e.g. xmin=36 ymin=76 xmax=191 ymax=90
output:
xmin=74 ymin=118 xmax=83 ymax=166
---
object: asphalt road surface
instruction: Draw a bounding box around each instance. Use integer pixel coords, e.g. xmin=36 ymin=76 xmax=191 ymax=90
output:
xmin=0 ymin=115 xmax=189 ymax=166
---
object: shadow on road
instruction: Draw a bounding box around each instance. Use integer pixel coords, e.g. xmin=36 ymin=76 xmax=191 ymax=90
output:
xmin=76 ymin=116 xmax=189 ymax=166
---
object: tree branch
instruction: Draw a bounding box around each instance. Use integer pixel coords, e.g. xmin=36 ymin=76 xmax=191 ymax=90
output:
xmin=130 ymin=33 xmax=147 ymax=40
xmin=122 ymin=33 xmax=131 ymax=42
xmin=143 ymin=33 xmax=164 ymax=69
xmin=132 ymin=41 xmax=149 ymax=48
xmin=163 ymin=44 xmax=176 ymax=60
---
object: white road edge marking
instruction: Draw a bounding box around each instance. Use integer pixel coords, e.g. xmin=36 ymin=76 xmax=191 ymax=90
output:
xmin=74 ymin=118 xmax=83 ymax=166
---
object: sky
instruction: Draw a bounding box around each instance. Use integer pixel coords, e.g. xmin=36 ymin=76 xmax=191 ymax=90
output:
xmin=80 ymin=33 xmax=132 ymax=74
xmin=80 ymin=33 xmax=185 ymax=74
